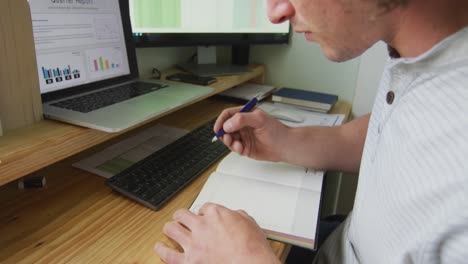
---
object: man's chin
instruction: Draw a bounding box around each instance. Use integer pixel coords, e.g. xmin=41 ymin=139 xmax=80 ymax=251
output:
xmin=322 ymin=46 xmax=360 ymax=62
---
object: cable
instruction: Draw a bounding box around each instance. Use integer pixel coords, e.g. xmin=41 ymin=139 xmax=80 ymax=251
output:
xmin=151 ymin=67 xmax=161 ymax=79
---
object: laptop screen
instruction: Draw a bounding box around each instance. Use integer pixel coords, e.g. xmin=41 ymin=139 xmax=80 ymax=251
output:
xmin=29 ymin=0 xmax=131 ymax=95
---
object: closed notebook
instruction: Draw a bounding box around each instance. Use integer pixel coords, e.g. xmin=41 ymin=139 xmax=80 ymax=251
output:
xmin=272 ymin=88 xmax=338 ymax=112
xmin=190 ymin=152 xmax=324 ymax=250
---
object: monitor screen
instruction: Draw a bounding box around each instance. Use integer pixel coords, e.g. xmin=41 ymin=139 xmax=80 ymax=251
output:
xmin=130 ymin=0 xmax=290 ymax=47
xmin=29 ymin=0 xmax=132 ymax=94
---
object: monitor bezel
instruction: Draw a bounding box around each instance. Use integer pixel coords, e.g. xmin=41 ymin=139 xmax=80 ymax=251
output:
xmin=41 ymin=0 xmax=138 ymax=103
xmin=132 ymin=32 xmax=290 ymax=48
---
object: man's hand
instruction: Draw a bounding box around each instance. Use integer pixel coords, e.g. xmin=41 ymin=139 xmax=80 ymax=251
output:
xmin=155 ymin=203 xmax=280 ymax=264
xmin=214 ymin=107 xmax=290 ymax=162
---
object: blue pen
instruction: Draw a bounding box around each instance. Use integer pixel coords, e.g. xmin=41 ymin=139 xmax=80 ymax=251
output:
xmin=211 ymin=94 xmax=261 ymax=142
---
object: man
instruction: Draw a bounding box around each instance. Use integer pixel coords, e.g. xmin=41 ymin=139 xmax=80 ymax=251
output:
xmin=155 ymin=0 xmax=468 ymax=263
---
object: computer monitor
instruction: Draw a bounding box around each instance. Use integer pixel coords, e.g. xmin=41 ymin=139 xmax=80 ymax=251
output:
xmin=129 ymin=0 xmax=290 ymax=76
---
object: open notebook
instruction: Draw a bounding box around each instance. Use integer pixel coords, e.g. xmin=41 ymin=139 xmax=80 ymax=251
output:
xmin=190 ymin=152 xmax=324 ymax=249
xmin=190 ymin=104 xmax=345 ymax=249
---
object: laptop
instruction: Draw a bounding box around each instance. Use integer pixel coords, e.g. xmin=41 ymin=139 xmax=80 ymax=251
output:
xmin=29 ymin=0 xmax=212 ymax=132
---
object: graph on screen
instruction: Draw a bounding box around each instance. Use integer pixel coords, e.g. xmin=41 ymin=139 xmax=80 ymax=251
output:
xmin=36 ymin=51 xmax=86 ymax=93
xmin=86 ymin=47 xmax=125 ymax=79
xmin=41 ymin=66 xmax=81 ymax=85
xmin=95 ymin=17 xmax=121 ymax=41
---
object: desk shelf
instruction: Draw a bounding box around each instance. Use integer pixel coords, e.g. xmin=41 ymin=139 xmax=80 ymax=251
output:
xmin=0 ymin=65 xmax=265 ymax=186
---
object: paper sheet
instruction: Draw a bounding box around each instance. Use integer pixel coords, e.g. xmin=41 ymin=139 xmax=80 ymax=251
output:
xmin=258 ymin=102 xmax=345 ymax=127
xmin=73 ymin=124 xmax=188 ymax=178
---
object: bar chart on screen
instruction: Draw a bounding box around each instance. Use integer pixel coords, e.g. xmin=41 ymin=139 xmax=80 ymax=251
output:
xmin=36 ymin=51 xmax=86 ymax=93
xmin=41 ymin=65 xmax=81 ymax=84
xmin=86 ymin=47 xmax=124 ymax=79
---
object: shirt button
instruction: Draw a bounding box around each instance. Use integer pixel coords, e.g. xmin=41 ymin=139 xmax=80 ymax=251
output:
xmin=386 ymin=91 xmax=395 ymax=104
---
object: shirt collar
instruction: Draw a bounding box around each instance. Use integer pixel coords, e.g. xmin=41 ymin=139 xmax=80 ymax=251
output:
xmin=386 ymin=25 xmax=468 ymax=70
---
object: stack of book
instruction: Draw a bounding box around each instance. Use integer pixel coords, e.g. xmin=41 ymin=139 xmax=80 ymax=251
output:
xmin=272 ymin=87 xmax=338 ymax=113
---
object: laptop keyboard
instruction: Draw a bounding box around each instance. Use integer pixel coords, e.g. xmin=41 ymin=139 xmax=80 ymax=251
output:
xmin=51 ymin=82 xmax=168 ymax=113
xmin=106 ymin=119 xmax=230 ymax=210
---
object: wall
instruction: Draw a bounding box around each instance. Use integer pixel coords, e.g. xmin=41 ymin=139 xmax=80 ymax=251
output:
xmin=250 ymin=32 xmax=361 ymax=104
xmin=136 ymin=32 xmax=363 ymax=107
xmin=136 ymin=47 xmax=197 ymax=76
xmin=352 ymin=41 xmax=388 ymax=117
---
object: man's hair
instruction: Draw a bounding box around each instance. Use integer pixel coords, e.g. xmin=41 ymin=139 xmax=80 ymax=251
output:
xmin=377 ymin=0 xmax=408 ymax=12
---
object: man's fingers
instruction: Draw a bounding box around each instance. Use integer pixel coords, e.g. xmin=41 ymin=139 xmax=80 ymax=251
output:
xmin=237 ymin=209 xmax=256 ymax=223
xmin=238 ymin=128 xmax=253 ymax=156
xmin=225 ymin=110 xmax=266 ymax=133
xmin=214 ymin=107 xmax=266 ymax=134
xmin=236 ymin=209 xmax=250 ymax=218
xmin=154 ymin=242 xmax=184 ymax=264
xmin=163 ymin=221 xmax=191 ymax=248
xmin=222 ymin=133 xmax=233 ymax=147
xmin=231 ymin=140 xmax=245 ymax=155
xmin=198 ymin=202 xmax=227 ymax=216
xmin=214 ymin=106 xmax=243 ymax=133
xmin=173 ymin=208 xmax=199 ymax=229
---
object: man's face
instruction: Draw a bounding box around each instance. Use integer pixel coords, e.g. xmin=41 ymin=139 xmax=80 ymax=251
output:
xmin=267 ymin=0 xmax=391 ymax=62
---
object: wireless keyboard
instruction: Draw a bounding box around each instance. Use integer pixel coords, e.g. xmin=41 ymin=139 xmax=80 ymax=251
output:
xmin=106 ymin=119 xmax=230 ymax=210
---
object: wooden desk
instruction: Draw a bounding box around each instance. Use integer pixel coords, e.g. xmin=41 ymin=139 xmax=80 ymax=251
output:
xmin=0 ymin=65 xmax=264 ymax=186
xmin=0 ymin=78 xmax=351 ymax=263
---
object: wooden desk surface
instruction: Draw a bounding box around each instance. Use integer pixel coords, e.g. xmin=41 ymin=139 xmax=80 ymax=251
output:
xmin=0 ymin=98 xmax=351 ymax=264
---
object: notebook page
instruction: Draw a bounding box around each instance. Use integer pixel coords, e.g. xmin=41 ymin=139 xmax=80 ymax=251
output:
xmin=191 ymin=172 xmax=298 ymax=234
xmin=217 ymin=152 xmax=303 ymax=189
xmin=190 ymin=171 xmax=321 ymax=247
xmin=216 ymin=152 xmax=323 ymax=192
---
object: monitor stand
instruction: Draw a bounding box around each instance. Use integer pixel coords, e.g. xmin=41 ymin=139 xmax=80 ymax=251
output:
xmin=177 ymin=46 xmax=252 ymax=77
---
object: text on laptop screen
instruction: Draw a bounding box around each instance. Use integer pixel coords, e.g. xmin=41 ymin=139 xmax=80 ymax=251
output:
xmin=29 ymin=0 xmax=131 ymax=94
xmin=129 ymin=0 xmax=289 ymax=34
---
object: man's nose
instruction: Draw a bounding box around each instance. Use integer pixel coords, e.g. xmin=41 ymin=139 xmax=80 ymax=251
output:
xmin=267 ymin=0 xmax=295 ymax=24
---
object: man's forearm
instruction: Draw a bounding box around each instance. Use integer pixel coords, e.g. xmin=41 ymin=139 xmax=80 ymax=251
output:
xmin=282 ymin=114 xmax=370 ymax=173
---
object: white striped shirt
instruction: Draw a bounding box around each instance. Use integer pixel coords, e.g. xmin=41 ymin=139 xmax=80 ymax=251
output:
xmin=314 ymin=26 xmax=468 ymax=263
